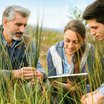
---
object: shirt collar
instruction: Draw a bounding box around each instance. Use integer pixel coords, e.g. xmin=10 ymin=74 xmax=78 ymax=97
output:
xmin=1 ymin=34 xmax=21 ymax=48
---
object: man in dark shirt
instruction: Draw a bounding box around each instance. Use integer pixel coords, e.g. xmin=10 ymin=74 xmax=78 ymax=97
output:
xmin=0 ymin=5 xmax=46 ymax=99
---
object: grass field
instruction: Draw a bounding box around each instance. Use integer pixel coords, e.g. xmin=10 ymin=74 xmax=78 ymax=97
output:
xmin=0 ymin=24 xmax=103 ymax=104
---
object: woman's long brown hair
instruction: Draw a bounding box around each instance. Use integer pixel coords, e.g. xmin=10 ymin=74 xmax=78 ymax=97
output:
xmin=64 ymin=20 xmax=86 ymax=73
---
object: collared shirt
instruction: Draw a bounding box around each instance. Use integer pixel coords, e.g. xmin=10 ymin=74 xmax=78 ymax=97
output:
xmin=0 ymin=25 xmax=46 ymax=82
xmin=1 ymin=34 xmax=28 ymax=69
xmin=63 ymin=47 xmax=74 ymax=74
xmin=6 ymin=40 xmax=28 ymax=69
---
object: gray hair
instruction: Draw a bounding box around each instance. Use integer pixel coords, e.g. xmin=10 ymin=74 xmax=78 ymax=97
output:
xmin=2 ymin=5 xmax=31 ymax=23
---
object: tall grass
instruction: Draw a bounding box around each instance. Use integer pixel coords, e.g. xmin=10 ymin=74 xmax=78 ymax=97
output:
xmin=0 ymin=8 xmax=104 ymax=104
xmin=0 ymin=19 xmax=51 ymax=103
xmin=0 ymin=24 xmax=104 ymax=104
xmin=41 ymin=22 xmax=104 ymax=104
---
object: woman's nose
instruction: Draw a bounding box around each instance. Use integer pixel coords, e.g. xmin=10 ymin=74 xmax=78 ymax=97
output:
xmin=68 ymin=42 xmax=74 ymax=48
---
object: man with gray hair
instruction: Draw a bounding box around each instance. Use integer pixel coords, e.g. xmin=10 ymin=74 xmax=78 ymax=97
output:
xmin=0 ymin=5 xmax=46 ymax=101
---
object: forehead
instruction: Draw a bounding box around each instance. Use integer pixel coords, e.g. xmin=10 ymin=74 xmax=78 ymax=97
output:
xmin=87 ymin=19 xmax=104 ymax=28
xmin=87 ymin=19 xmax=100 ymax=27
xmin=64 ymin=30 xmax=78 ymax=39
xmin=64 ymin=29 xmax=84 ymax=41
xmin=15 ymin=12 xmax=28 ymax=20
xmin=87 ymin=19 xmax=104 ymax=30
xmin=10 ymin=12 xmax=28 ymax=24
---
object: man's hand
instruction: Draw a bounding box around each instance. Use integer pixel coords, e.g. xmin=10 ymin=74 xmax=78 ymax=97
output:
xmin=34 ymin=70 xmax=44 ymax=81
xmin=81 ymin=91 xmax=103 ymax=104
xmin=12 ymin=67 xmax=44 ymax=82
xmin=12 ymin=67 xmax=35 ymax=80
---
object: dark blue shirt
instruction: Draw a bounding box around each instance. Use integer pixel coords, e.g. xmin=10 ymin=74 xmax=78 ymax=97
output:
xmin=1 ymin=34 xmax=28 ymax=69
xmin=6 ymin=40 xmax=28 ymax=69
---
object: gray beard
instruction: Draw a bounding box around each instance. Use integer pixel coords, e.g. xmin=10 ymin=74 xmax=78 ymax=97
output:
xmin=11 ymin=35 xmax=23 ymax=41
xmin=10 ymin=33 xmax=23 ymax=41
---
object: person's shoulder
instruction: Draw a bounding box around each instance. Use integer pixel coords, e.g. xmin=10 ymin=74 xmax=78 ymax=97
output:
xmin=56 ymin=41 xmax=64 ymax=47
xmin=87 ymin=42 xmax=94 ymax=46
xmin=87 ymin=43 xmax=94 ymax=50
xmin=50 ymin=41 xmax=64 ymax=48
xmin=48 ymin=41 xmax=63 ymax=51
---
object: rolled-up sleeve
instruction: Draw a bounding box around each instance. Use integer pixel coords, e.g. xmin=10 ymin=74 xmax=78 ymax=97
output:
xmin=97 ymin=83 xmax=104 ymax=96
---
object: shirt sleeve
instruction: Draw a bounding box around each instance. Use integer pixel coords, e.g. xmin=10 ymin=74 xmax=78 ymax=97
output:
xmin=27 ymin=40 xmax=47 ymax=81
xmin=47 ymin=49 xmax=57 ymax=76
xmin=97 ymin=83 xmax=104 ymax=96
xmin=37 ymin=59 xmax=46 ymax=74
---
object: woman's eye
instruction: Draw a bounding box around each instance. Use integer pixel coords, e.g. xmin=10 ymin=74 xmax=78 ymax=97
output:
xmin=72 ymin=40 xmax=79 ymax=44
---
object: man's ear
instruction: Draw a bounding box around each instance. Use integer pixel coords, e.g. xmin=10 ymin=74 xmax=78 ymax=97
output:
xmin=3 ymin=17 xmax=8 ymax=27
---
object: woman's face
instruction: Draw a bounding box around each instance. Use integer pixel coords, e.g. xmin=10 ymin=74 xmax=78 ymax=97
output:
xmin=64 ymin=30 xmax=84 ymax=56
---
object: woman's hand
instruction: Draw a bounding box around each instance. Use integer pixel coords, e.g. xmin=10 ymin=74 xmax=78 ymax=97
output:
xmin=52 ymin=78 xmax=75 ymax=91
xmin=63 ymin=78 xmax=76 ymax=91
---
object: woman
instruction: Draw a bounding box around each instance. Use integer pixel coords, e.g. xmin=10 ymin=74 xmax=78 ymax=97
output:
xmin=47 ymin=20 xmax=94 ymax=103
xmin=47 ymin=20 xmax=93 ymax=76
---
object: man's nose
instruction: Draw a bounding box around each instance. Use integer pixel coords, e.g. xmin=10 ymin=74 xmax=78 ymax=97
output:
xmin=91 ymin=29 xmax=96 ymax=36
xmin=19 ymin=25 xmax=25 ymax=33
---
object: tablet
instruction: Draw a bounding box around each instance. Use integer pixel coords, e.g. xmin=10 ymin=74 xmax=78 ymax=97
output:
xmin=48 ymin=73 xmax=88 ymax=83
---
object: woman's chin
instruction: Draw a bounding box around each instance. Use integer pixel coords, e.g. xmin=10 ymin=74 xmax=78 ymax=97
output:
xmin=67 ymin=52 xmax=74 ymax=56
